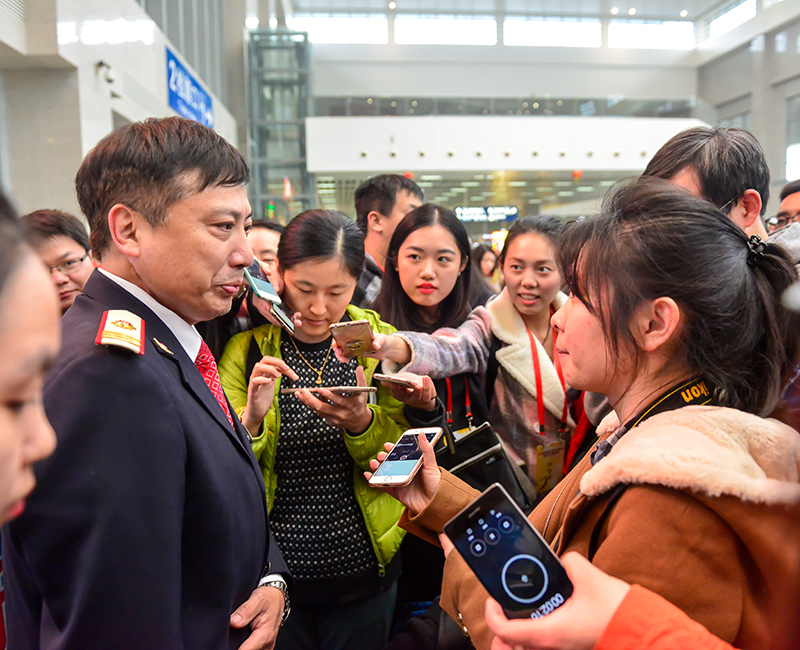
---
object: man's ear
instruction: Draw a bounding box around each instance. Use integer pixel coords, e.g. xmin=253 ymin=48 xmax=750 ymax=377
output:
xmin=740 ymin=189 xmax=763 ymax=229
xmin=634 ymin=297 xmax=682 ymax=354
xmin=367 ymin=210 xmax=384 ymax=234
xmin=107 ymin=204 xmax=144 ymax=259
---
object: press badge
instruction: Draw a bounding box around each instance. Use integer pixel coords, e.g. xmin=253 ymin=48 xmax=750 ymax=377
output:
xmin=534 ymin=440 xmax=565 ymax=495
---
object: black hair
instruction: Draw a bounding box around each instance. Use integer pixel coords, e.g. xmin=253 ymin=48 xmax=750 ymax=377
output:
xmin=498 ymin=215 xmax=564 ymax=266
xmin=76 ymin=116 xmax=250 ymax=260
xmin=250 ymin=220 xmax=284 ymax=234
xmin=375 ymin=203 xmax=471 ymax=333
xmin=643 ymin=125 xmax=770 ymax=216
xmin=560 ymin=178 xmax=799 ymax=416
xmin=472 ymin=244 xmax=497 ymax=275
xmin=0 ymin=191 xmax=26 ymax=297
xmin=278 ymin=209 xmax=365 ymax=280
xmin=354 ymin=174 xmax=424 ymax=235
xmin=21 ymin=209 xmax=90 ymax=252
xmin=780 ymin=179 xmax=800 ymax=202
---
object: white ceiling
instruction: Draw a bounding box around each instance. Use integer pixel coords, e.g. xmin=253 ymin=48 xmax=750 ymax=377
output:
xmin=292 ymin=0 xmax=728 ymax=21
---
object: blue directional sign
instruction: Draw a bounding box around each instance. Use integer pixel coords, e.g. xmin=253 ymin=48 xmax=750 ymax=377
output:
xmin=166 ymin=46 xmax=214 ymax=128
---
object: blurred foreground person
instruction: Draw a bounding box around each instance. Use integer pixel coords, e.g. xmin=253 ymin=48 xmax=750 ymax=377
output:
xmin=0 ymin=192 xmax=59 ymax=525
xmin=3 ymin=117 xmax=291 ymax=650
xmin=21 ymin=209 xmax=93 ymax=313
xmin=0 ymin=192 xmax=60 ymax=650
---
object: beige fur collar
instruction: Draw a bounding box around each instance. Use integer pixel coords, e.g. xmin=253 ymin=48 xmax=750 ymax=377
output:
xmin=581 ymin=406 xmax=800 ymax=505
xmin=487 ymin=288 xmax=568 ymax=419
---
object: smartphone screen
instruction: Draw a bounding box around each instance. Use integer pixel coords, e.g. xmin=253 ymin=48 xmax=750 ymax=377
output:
xmin=369 ymin=427 xmax=442 ymax=486
xmin=444 ymin=483 xmax=573 ymax=619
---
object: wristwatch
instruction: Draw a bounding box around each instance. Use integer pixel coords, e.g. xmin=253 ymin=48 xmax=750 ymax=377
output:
xmin=259 ymin=577 xmax=291 ymax=626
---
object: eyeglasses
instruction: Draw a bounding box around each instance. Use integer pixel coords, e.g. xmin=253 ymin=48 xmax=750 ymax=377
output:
xmin=717 ymin=194 xmax=740 ymax=214
xmin=770 ymin=212 xmax=800 ymax=229
xmin=49 ymin=252 xmax=90 ymax=276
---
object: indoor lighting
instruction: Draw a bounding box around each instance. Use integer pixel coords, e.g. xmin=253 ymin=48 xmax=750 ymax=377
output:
xmin=389 ymin=1 xmax=396 ymax=9
xmin=628 ymin=7 xmax=636 ymax=15
xmin=680 ymin=9 xmax=688 ymax=17
xmin=611 ymin=7 xmax=619 ymax=14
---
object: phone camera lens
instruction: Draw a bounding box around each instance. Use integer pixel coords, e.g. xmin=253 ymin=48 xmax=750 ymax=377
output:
xmin=485 ymin=528 xmax=500 ymax=545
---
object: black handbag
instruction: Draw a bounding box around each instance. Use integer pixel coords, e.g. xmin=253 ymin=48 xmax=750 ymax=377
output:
xmin=436 ymin=421 xmax=537 ymax=515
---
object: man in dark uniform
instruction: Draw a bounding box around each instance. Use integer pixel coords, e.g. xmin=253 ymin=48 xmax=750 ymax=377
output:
xmin=2 ymin=117 xmax=291 ymax=649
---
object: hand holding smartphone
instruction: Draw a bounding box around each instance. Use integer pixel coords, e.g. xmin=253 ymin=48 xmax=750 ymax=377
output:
xmin=368 ymin=427 xmax=443 ymax=487
xmin=373 ymin=373 xmax=419 ymax=389
xmin=243 ymin=267 xmax=296 ymax=334
xmin=443 ymin=483 xmax=573 ymax=620
xmin=330 ymin=320 xmax=376 ymax=356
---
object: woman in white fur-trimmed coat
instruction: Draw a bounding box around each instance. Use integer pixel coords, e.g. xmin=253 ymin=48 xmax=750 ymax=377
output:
xmin=371 ymin=180 xmax=800 ymax=650
xmin=377 ymin=216 xmax=575 ymax=494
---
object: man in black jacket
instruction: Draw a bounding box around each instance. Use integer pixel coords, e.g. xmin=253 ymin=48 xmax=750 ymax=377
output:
xmin=352 ymin=174 xmax=423 ymax=309
xmin=2 ymin=117 xmax=291 ymax=650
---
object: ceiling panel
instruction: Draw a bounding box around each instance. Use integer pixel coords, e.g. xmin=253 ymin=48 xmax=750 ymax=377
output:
xmin=292 ymin=0 xmax=727 ymax=20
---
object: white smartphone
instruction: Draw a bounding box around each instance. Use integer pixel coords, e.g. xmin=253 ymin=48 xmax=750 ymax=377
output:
xmin=243 ymin=267 xmax=295 ymax=334
xmin=368 ymin=427 xmax=443 ymax=487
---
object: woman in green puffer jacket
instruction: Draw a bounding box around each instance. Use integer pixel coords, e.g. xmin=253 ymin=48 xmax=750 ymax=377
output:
xmin=219 ymin=209 xmax=441 ymax=650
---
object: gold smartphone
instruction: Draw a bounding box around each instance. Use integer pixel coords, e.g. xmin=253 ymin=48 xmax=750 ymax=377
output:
xmin=329 ymin=320 xmax=376 ymax=356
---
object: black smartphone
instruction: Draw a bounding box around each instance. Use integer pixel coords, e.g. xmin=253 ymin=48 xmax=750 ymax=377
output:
xmin=443 ymin=483 xmax=573 ymax=619
xmin=243 ymin=267 xmax=295 ymax=334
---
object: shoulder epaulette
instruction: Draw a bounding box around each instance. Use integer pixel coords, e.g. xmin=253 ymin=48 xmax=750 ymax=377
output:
xmin=95 ymin=310 xmax=145 ymax=355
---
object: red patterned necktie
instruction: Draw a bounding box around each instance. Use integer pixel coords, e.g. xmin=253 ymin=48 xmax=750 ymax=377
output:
xmin=195 ymin=339 xmax=234 ymax=428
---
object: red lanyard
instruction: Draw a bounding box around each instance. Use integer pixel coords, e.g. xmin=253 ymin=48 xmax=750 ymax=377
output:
xmin=444 ymin=376 xmax=473 ymax=429
xmin=525 ymin=325 xmax=569 ymax=435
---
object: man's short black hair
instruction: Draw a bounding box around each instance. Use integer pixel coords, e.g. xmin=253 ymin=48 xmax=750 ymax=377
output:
xmin=642 ymin=126 xmax=770 ymax=215
xmin=76 ymin=116 xmax=250 ymax=261
xmin=354 ymin=174 xmax=424 ymax=235
xmin=780 ymin=179 xmax=800 ymax=202
xmin=21 ymin=209 xmax=90 ymax=252
xmin=250 ymin=220 xmax=284 ymax=234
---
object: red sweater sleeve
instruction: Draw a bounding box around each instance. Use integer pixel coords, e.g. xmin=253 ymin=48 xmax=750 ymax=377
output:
xmin=594 ymin=586 xmax=737 ymax=650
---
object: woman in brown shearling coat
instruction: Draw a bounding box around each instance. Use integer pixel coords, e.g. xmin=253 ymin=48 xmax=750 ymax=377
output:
xmin=369 ymin=181 xmax=800 ymax=650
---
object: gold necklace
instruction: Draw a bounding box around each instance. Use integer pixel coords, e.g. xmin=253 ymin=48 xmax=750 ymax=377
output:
xmin=290 ymin=336 xmax=333 ymax=385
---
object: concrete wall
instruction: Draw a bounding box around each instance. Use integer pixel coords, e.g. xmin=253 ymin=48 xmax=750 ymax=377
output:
xmin=698 ymin=12 xmax=800 ymax=216
xmin=310 ymin=43 xmax=699 ymax=100
xmin=0 ymin=0 xmax=242 ymax=215
xmin=306 ymin=115 xmax=706 ymax=173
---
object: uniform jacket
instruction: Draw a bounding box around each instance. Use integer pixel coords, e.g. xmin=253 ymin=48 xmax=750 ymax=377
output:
xmin=219 ymin=305 xmax=409 ymax=571
xmin=384 ymin=288 xmax=572 ymax=482
xmin=402 ymin=405 xmax=800 ymax=650
xmin=2 ymin=270 xmax=287 ymax=650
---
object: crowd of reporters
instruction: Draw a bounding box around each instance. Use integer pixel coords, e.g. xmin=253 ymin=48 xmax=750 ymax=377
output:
xmin=1 ymin=118 xmax=800 ymax=650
